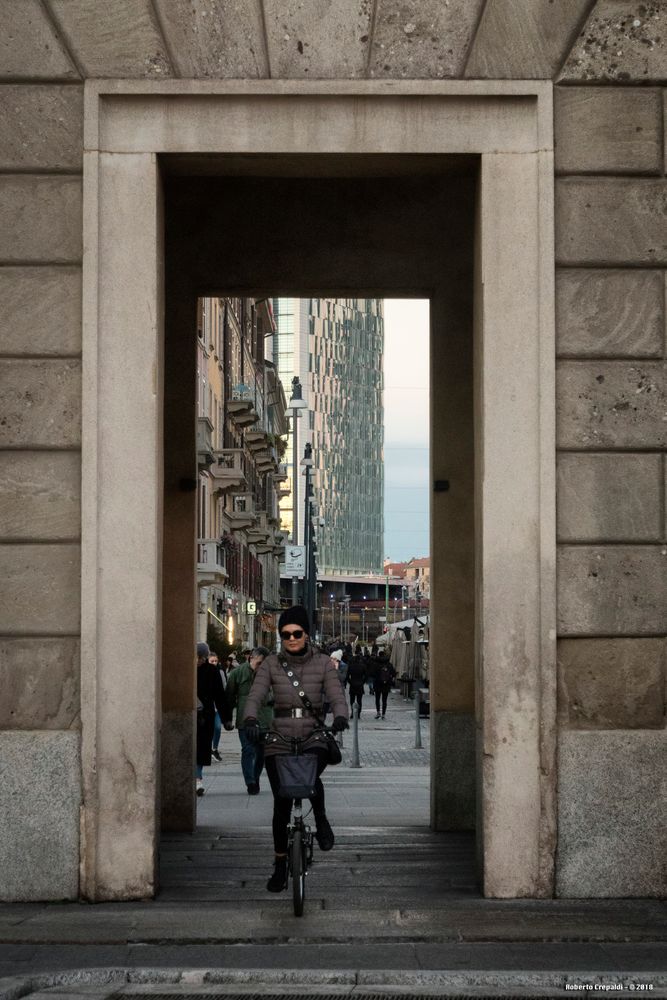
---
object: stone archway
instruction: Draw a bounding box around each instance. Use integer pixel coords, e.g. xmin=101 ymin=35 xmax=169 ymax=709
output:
xmin=81 ymin=81 xmax=555 ymax=900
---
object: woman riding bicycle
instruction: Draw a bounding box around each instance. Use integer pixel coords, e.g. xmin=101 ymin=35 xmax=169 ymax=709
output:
xmin=242 ymin=605 xmax=349 ymax=893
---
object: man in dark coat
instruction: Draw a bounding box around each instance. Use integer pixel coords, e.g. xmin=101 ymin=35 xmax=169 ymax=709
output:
xmin=196 ymin=641 xmax=232 ymax=796
xmin=347 ymin=652 xmax=366 ymax=719
xmin=374 ymin=651 xmax=396 ymax=720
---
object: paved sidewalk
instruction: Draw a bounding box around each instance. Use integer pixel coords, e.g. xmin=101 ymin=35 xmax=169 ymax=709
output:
xmin=0 ymin=692 xmax=665 ymax=994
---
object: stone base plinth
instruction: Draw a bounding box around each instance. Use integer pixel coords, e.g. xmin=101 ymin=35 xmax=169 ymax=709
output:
xmin=0 ymin=731 xmax=80 ymax=901
xmin=557 ymin=730 xmax=667 ymax=897
xmin=431 ymin=710 xmax=476 ymax=831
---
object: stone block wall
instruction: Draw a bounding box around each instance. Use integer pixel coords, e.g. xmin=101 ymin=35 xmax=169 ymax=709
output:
xmin=0 ymin=11 xmax=83 ymax=898
xmin=553 ymin=76 xmax=666 ymax=896
xmin=0 ymin=0 xmax=665 ymax=900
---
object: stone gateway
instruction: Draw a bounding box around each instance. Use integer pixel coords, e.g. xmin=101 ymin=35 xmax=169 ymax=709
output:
xmin=0 ymin=1 xmax=664 ymax=902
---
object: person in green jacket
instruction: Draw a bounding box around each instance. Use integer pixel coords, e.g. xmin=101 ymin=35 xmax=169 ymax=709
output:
xmin=226 ymin=646 xmax=272 ymax=795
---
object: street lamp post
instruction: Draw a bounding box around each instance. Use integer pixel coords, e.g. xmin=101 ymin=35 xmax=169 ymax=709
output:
xmin=301 ymin=443 xmax=315 ymax=637
xmin=288 ymin=376 xmax=307 ymax=605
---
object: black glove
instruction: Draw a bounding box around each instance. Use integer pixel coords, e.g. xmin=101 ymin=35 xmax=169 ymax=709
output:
xmin=332 ymin=715 xmax=349 ymax=733
xmin=244 ymin=718 xmax=260 ymax=743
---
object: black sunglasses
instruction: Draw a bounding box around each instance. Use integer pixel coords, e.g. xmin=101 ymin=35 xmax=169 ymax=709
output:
xmin=280 ymin=629 xmax=305 ymax=640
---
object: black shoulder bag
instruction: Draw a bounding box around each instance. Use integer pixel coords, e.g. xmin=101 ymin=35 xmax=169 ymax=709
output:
xmin=277 ymin=657 xmax=342 ymax=766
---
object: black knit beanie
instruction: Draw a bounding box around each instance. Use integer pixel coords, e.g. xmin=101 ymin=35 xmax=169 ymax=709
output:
xmin=278 ymin=605 xmax=310 ymax=633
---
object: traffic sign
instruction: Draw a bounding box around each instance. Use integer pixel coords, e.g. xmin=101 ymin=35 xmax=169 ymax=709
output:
xmin=282 ymin=545 xmax=306 ymax=576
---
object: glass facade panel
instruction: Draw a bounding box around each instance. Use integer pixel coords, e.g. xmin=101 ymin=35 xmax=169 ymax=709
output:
xmin=273 ymin=296 xmax=384 ymax=576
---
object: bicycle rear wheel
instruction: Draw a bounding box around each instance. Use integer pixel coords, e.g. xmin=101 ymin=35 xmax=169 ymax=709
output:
xmin=291 ymin=829 xmax=306 ymax=916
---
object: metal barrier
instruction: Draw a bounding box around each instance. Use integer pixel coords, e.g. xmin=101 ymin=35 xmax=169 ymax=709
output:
xmin=350 ymin=703 xmax=361 ymax=768
xmin=414 ymin=686 xmax=423 ymax=749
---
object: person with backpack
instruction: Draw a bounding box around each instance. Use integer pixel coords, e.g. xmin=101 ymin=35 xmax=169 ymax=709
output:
xmin=374 ymin=652 xmax=396 ymax=720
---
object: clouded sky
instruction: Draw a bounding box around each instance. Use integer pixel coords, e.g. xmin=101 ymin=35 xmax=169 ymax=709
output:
xmin=383 ymin=300 xmax=430 ymax=563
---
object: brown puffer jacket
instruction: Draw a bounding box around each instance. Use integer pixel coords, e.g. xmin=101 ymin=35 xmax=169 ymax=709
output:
xmin=242 ymin=645 xmax=348 ymax=756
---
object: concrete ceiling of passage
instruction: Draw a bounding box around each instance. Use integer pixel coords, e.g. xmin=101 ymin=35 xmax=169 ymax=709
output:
xmin=164 ymin=162 xmax=476 ymax=298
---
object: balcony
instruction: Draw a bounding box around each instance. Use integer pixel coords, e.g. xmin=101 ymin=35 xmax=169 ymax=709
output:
xmin=225 ymin=492 xmax=257 ymax=531
xmin=197 ymin=416 xmax=215 ymax=469
xmin=255 ymin=454 xmax=278 ymax=476
xmin=244 ymin=429 xmax=271 ymax=453
xmin=197 ymin=539 xmax=227 ymax=583
xmin=274 ymin=464 xmax=289 ymax=483
xmin=210 ymin=449 xmax=247 ymax=494
xmin=254 ymin=542 xmax=274 ymax=555
xmin=246 ymin=511 xmax=271 ymax=546
xmin=228 ymin=398 xmax=259 ymax=428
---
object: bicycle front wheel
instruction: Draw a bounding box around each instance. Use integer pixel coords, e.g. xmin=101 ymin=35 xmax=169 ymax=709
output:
xmin=291 ymin=829 xmax=306 ymax=917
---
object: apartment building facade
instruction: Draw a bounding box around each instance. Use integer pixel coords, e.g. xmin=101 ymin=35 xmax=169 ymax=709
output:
xmin=196 ymin=297 xmax=288 ymax=650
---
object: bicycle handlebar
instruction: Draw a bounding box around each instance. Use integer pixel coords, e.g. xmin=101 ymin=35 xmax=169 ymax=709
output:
xmin=261 ymin=725 xmax=336 ymax=751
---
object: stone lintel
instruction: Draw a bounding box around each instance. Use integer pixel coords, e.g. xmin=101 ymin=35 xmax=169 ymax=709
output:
xmin=466 ymin=0 xmax=592 ymax=80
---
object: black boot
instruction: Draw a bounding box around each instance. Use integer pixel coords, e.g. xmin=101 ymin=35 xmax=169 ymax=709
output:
xmin=266 ymin=856 xmax=287 ymax=892
xmin=314 ymin=814 xmax=335 ymax=851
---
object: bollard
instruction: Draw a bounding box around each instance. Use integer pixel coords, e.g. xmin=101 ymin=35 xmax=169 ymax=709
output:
xmin=415 ymin=684 xmax=423 ymax=750
xmin=350 ymin=702 xmax=362 ymax=768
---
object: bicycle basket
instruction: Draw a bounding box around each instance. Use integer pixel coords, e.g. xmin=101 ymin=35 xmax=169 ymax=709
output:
xmin=275 ymin=753 xmax=318 ymax=798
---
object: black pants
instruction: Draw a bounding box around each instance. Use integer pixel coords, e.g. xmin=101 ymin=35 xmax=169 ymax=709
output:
xmin=265 ymin=753 xmax=328 ymax=854
xmin=349 ymin=689 xmax=363 ymax=716
xmin=375 ymin=685 xmax=390 ymax=716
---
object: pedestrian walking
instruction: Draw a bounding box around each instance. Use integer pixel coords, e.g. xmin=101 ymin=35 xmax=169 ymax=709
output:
xmin=210 ymin=650 xmax=226 ymax=761
xmin=374 ymin=651 xmax=396 ymax=720
xmin=347 ymin=651 xmax=366 ymax=719
xmin=226 ymin=646 xmax=272 ymax=794
xmin=196 ymin=641 xmax=233 ymax=796
xmin=242 ymin=605 xmax=348 ymax=893
xmin=330 ymin=648 xmax=348 ymax=688
xmin=365 ymin=649 xmax=378 ymax=695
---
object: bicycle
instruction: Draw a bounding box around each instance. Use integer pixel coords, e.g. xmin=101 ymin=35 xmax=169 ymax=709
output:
xmin=264 ymin=727 xmax=334 ymax=917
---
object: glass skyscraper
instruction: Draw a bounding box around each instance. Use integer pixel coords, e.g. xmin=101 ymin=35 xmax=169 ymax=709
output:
xmin=272 ymin=297 xmax=384 ymax=576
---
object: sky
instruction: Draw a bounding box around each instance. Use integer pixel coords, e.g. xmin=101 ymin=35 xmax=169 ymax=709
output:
xmin=383 ymin=299 xmax=430 ymax=563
